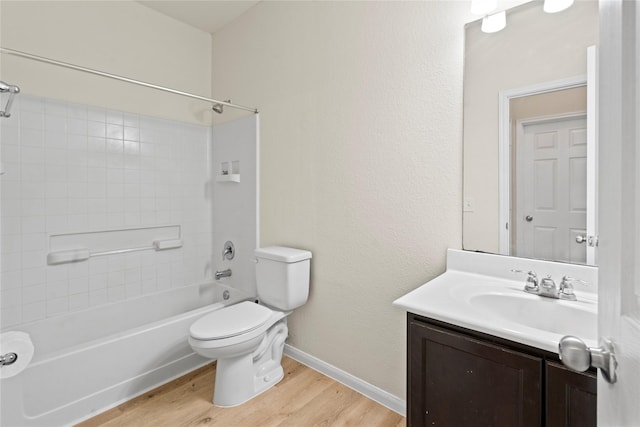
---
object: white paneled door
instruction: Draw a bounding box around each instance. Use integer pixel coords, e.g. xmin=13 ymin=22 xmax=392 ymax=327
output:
xmin=597 ymin=0 xmax=640 ymax=424
xmin=515 ymin=115 xmax=587 ymax=264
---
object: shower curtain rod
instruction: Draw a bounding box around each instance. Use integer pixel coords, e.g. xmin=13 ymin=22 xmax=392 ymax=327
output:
xmin=0 ymin=47 xmax=258 ymax=114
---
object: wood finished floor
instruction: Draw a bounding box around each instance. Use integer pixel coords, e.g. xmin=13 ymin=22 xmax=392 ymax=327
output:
xmin=76 ymin=356 xmax=406 ymax=427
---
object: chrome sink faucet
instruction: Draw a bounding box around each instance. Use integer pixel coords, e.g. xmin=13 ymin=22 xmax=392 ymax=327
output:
xmin=538 ymin=276 xmax=559 ymax=298
xmin=512 ymin=270 xmax=584 ymax=301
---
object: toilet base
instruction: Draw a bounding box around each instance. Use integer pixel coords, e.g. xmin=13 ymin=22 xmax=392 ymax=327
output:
xmin=212 ymin=320 xmax=288 ymax=407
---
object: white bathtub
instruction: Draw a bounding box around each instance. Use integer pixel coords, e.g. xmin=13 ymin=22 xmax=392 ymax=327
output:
xmin=0 ymin=282 xmax=251 ymax=427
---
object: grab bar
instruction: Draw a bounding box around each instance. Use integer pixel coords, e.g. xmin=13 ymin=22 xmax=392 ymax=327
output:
xmin=47 ymin=239 xmax=183 ymax=265
xmin=0 ymin=81 xmax=20 ymax=118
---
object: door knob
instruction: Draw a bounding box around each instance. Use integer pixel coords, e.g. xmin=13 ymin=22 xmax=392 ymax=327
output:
xmin=558 ymin=336 xmax=617 ymax=384
xmin=525 ymin=215 xmax=533 ymax=222
xmin=576 ymin=235 xmax=587 ymax=244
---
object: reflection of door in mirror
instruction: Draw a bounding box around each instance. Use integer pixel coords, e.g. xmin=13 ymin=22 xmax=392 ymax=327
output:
xmin=498 ymin=45 xmax=598 ymax=266
xmin=512 ymin=105 xmax=587 ymax=264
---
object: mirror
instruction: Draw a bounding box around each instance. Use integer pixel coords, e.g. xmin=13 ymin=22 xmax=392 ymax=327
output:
xmin=463 ymin=0 xmax=599 ymax=265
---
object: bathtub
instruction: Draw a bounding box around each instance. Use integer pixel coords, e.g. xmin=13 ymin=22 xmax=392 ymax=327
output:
xmin=0 ymin=282 xmax=252 ymax=427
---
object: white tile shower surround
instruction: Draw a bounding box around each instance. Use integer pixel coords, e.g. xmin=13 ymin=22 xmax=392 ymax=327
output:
xmin=0 ymin=95 xmax=213 ymax=328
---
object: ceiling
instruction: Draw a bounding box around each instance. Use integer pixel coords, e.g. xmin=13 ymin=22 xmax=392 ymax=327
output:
xmin=140 ymin=1 xmax=534 ymax=33
xmin=138 ymin=1 xmax=260 ymax=34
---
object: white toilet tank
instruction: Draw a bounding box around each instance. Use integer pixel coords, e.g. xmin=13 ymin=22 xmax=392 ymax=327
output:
xmin=254 ymin=246 xmax=312 ymax=311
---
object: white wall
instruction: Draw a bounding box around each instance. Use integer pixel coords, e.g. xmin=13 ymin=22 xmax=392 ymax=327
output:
xmin=211 ymin=1 xmax=467 ymax=399
xmin=463 ymin=0 xmax=599 ymax=253
xmin=0 ymin=1 xmax=213 ymax=125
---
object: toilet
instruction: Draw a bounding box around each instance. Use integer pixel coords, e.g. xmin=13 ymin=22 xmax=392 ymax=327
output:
xmin=188 ymin=246 xmax=312 ymax=407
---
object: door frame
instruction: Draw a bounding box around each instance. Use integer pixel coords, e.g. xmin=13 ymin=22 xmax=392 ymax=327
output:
xmin=498 ymin=75 xmax=587 ymax=255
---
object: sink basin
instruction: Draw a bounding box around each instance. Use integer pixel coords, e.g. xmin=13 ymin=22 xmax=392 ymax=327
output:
xmin=469 ymin=293 xmax=597 ymax=341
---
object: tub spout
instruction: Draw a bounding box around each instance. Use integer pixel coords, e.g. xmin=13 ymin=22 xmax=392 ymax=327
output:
xmin=215 ymin=269 xmax=232 ymax=280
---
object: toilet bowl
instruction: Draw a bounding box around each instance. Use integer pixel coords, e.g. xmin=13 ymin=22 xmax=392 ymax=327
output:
xmin=188 ymin=301 xmax=289 ymax=407
xmin=188 ymin=246 xmax=312 ymax=407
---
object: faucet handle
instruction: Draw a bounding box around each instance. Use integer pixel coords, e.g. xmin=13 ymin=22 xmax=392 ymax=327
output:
xmin=511 ymin=269 xmax=537 ymax=278
xmin=561 ymin=276 xmax=588 ymax=286
xmin=511 ymin=269 xmax=539 ymax=291
xmin=222 ymin=241 xmax=235 ymax=261
xmin=559 ymin=276 xmax=587 ymax=301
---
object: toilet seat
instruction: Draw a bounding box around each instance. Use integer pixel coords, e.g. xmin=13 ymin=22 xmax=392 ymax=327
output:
xmin=190 ymin=301 xmax=273 ymax=340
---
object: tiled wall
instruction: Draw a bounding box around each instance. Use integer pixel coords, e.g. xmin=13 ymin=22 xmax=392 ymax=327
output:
xmin=0 ymin=95 xmax=213 ymax=328
xmin=211 ymin=115 xmax=259 ymax=297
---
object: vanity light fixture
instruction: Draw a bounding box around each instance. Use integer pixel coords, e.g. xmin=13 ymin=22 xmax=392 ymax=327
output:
xmin=470 ymin=0 xmax=497 ymax=15
xmin=543 ymin=0 xmax=574 ymax=13
xmin=476 ymin=0 xmax=575 ymax=35
xmin=481 ymin=10 xmax=507 ymax=33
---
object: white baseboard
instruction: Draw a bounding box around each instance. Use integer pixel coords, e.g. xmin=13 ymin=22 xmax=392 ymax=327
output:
xmin=283 ymin=344 xmax=406 ymax=416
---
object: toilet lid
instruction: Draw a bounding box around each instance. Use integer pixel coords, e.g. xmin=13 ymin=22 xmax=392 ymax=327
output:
xmin=190 ymin=301 xmax=273 ymax=340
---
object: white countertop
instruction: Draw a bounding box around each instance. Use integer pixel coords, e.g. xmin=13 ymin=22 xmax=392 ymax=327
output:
xmin=393 ymin=249 xmax=598 ymax=354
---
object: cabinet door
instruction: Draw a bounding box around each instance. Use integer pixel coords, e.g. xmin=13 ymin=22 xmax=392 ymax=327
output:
xmin=408 ymin=319 xmax=542 ymax=427
xmin=546 ymin=362 xmax=597 ymax=427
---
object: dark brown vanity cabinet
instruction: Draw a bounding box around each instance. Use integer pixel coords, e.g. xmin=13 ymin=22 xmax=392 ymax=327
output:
xmin=407 ymin=314 xmax=596 ymax=427
xmin=546 ymin=362 xmax=597 ymax=427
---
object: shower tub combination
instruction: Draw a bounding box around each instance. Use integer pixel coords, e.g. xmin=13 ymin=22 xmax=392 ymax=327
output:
xmin=0 ymin=47 xmax=260 ymax=427
xmin=0 ymin=282 xmax=251 ymax=427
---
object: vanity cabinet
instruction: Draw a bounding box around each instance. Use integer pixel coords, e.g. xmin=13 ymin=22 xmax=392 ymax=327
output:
xmin=407 ymin=313 xmax=596 ymax=427
xmin=546 ymin=362 xmax=597 ymax=427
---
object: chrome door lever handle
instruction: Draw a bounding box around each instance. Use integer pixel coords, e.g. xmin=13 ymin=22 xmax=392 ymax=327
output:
xmin=559 ymin=336 xmax=618 ymax=384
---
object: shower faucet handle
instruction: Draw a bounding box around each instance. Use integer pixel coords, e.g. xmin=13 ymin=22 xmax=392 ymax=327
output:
xmin=222 ymin=241 xmax=235 ymax=261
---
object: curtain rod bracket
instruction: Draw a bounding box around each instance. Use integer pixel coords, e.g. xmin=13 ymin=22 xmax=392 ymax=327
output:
xmin=212 ymin=100 xmax=231 ymax=114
